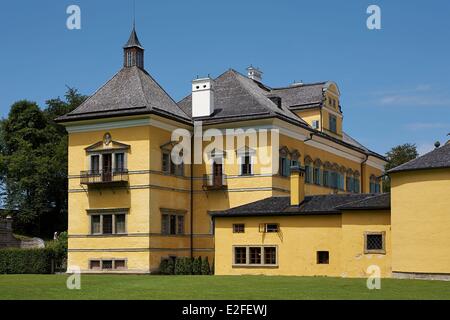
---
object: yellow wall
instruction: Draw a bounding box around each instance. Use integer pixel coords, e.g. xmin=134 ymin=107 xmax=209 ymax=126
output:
xmin=65 ymin=114 xmax=384 ymax=273
xmin=391 ymin=168 xmax=450 ymax=275
xmin=214 ymin=210 xmax=391 ymax=277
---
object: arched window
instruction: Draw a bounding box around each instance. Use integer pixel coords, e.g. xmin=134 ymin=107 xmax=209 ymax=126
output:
xmin=304 ymin=156 xmax=313 ymax=184
xmin=353 ymin=171 xmax=361 ymax=193
xmin=338 ymin=166 xmax=346 ymax=191
xmin=291 ymin=150 xmax=300 ymax=168
xmin=279 ymin=147 xmax=290 ymax=177
xmin=322 ymin=162 xmax=332 ymax=187
xmin=370 ymin=175 xmax=381 ymax=193
xmin=330 ymin=163 xmax=340 ymax=189
xmin=313 ymin=159 xmax=322 ymax=186
xmin=346 ymin=169 xmax=354 ymax=192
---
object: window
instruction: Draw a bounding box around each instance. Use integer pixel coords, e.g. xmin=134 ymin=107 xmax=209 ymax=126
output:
xmin=91 ymin=215 xmax=101 ymax=234
xmin=162 ymin=212 xmax=185 ymax=235
xmin=89 ymin=259 xmax=127 ymax=270
xmin=115 ymin=153 xmax=125 ymax=172
xmin=115 ymin=214 xmax=126 ymax=234
xmin=264 ymin=247 xmax=277 ymax=265
xmin=233 ymin=224 xmax=245 ymax=233
xmin=305 ymin=164 xmax=312 ymax=183
xmin=90 ymin=213 xmax=127 ymax=235
xmin=162 ymin=151 xmax=184 ymax=176
xmin=102 ymin=260 xmax=113 ymax=270
xmin=279 ymin=156 xmax=290 ymax=177
xmin=370 ymin=176 xmax=381 ymax=194
xmin=241 ymin=155 xmax=252 ymax=176
xmin=102 ymin=215 xmax=113 ymax=234
xmin=249 ymin=247 xmax=262 ymax=264
xmin=330 ymin=171 xmax=338 ymax=189
xmin=234 ymin=247 xmax=247 ymax=265
xmin=90 ymin=260 xmax=101 ymax=270
xmin=322 ymin=170 xmax=330 ymax=187
xmin=233 ymin=246 xmax=278 ymax=267
xmin=313 ymin=167 xmax=321 ymax=185
xmin=329 ymin=115 xmax=337 ymax=133
xmin=312 ymin=120 xmax=320 ymax=129
xmin=346 ymin=176 xmax=354 ymax=192
xmin=259 ymin=223 xmax=279 ymax=233
xmin=365 ymin=232 xmax=385 ymax=254
xmin=354 ymin=178 xmax=361 ymax=193
xmin=317 ymin=251 xmax=330 ymax=264
xmin=91 ymin=155 xmax=100 ymax=173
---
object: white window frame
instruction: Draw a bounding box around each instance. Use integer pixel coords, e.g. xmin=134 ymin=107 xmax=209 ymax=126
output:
xmin=232 ymin=245 xmax=278 ymax=267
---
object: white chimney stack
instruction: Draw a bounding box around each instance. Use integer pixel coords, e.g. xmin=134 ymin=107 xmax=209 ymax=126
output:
xmin=192 ymin=77 xmax=215 ymax=118
xmin=247 ymin=66 xmax=263 ymax=82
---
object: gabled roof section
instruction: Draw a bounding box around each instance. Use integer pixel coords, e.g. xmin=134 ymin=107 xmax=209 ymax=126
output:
xmin=85 ymin=140 xmax=130 ymax=153
xmin=269 ymin=82 xmax=326 ymax=109
xmin=210 ymin=193 xmax=390 ymax=217
xmin=178 ymin=69 xmax=306 ymax=125
xmin=56 ymin=66 xmax=190 ymax=123
xmin=388 ymin=142 xmax=450 ymax=174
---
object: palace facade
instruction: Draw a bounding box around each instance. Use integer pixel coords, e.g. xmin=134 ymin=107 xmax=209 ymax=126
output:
xmin=57 ymin=27 xmax=449 ymax=279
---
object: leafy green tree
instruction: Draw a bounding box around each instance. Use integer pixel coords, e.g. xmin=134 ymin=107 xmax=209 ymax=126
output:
xmin=383 ymin=143 xmax=419 ymax=192
xmin=0 ymin=89 xmax=87 ymax=237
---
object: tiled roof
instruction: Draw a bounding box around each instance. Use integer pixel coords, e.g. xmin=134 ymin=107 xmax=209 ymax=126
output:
xmin=56 ymin=66 xmax=191 ymax=123
xmin=270 ymin=83 xmax=326 ymax=109
xmin=388 ymin=142 xmax=450 ymax=174
xmin=210 ymin=193 xmax=390 ymax=217
xmin=178 ymin=69 xmax=307 ymax=126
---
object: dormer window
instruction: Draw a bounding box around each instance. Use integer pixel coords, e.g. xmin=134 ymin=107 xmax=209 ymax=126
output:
xmin=329 ymin=115 xmax=337 ymax=133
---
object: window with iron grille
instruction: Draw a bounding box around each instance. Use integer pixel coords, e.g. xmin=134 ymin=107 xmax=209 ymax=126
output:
xmin=317 ymin=251 xmax=329 ymax=264
xmin=233 ymin=224 xmax=245 ymax=233
xmin=365 ymin=232 xmax=385 ymax=254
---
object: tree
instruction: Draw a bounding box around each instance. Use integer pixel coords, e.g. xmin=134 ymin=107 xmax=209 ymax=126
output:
xmin=0 ymin=88 xmax=87 ymax=237
xmin=383 ymin=143 xmax=419 ymax=192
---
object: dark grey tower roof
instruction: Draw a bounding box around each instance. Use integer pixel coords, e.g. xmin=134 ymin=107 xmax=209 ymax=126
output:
xmin=124 ymin=26 xmax=144 ymax=50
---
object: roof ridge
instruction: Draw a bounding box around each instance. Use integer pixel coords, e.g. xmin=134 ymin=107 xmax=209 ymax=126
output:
xmin=137 ymin=68 xmax=191 ymax=120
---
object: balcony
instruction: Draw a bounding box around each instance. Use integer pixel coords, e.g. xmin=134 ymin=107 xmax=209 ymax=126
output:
xmin=203 ymin=174 xmax=228 ymax=190
xmin=80 ymin=170 xmax=129 ymax=187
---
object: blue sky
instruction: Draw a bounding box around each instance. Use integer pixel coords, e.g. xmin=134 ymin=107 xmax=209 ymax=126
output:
xmin=0 ymin=0 xmax=449 ymax=155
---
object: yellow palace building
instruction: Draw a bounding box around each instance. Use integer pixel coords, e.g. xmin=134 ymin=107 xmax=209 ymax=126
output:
xmin=56 ymin=27 xmax=450 ymax=279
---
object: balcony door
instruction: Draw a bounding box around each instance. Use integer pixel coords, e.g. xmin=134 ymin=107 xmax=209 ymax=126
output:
xmin=102 ymin=154 xmax=112 ymax=182
xmin=213 ymin=161 xmax=223 ymax=187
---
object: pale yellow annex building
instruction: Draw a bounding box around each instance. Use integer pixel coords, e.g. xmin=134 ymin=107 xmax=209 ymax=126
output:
xmin=57 ymin=27 xmax=450 ymax=279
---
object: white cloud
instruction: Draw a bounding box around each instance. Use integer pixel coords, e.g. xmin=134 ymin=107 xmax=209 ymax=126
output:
xmin=405 ymin=122 xmax=449 ymax=131
xmin=370 ymin=84 xmax=450 ymax=107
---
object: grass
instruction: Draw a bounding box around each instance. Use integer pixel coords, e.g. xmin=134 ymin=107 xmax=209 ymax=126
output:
xmin=0 ymin=275 xmax=449 ymax=300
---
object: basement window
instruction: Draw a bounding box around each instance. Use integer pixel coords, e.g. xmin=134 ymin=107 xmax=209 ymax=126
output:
xmin=89 ymin=259 xmax=127 ymax=271
xmin=317 ymin=251 xmax=330 ymax=264
xmin=364 ymin=232 xmax=386 ymax=254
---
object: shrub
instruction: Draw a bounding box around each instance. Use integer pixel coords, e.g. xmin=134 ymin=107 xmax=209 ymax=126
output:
xmin=201 ymin=257 xmax=211 ymax=275
xmin=192 ymin=256 xmax=202 ymax=275
xmin=184 ymin=257 xmax=193 ymax=275
xmin=159 ymin=259 xmax=169 ymax=275
xmin=0 ymin=248 xmax=54 ymax=274
xmin=166 ymin=258 xmax=175 ymax=275
xmin=46 ymin=231 xmax=68 ymax=272
xmin=175 ymin=257 xmax=185 ymax=275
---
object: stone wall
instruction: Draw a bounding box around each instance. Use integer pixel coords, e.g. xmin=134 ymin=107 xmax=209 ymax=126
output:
xmin=0 ymin=217 xmax=20 ymax=248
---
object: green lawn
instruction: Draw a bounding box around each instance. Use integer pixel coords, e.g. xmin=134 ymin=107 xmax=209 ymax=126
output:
xmin=0 ymin=275 xmax=449 ymax=300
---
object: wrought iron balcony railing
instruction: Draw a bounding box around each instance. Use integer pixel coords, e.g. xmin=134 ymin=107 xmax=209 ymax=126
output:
xmin=203 ymin=174 xmax=228 ymax=190
xmin=80 ymin=169 xmax=129 ymax=186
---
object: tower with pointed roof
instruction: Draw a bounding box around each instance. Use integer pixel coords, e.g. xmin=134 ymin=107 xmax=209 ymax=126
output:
xmin=123 ymin=25 xmax=144 ymax=69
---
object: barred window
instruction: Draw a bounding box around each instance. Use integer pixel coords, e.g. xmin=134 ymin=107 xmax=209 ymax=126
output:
xmin=365 ymin=232 xmax=385 ymax=254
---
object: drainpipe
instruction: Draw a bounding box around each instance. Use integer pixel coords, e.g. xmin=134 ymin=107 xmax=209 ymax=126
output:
xmin=190 ymin=132 xmax=194 ymax=259
xmin=361 ymin=154 xmax=369 ymax=194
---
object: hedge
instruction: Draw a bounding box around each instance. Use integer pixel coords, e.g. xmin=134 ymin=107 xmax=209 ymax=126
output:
xmin=160 ymin=257 xmax=212 ymax=275
xmin=0 ymin=248 xmax=54 ymax=274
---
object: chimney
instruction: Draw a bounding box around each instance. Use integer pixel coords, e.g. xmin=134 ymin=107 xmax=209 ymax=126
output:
xmin=290 ymin=166 xmax=305 ymax=206
xmin=192 ymin=77 xmax=215 ymax=118
xmin=247 ymin=66 xmax=263 ymax=82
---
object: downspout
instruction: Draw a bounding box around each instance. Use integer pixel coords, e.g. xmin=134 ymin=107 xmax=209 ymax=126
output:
xmin=361 ymin=154 xmax=369 ymax=194
xmin=190 ymin=132 xmax=194 ymax=259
